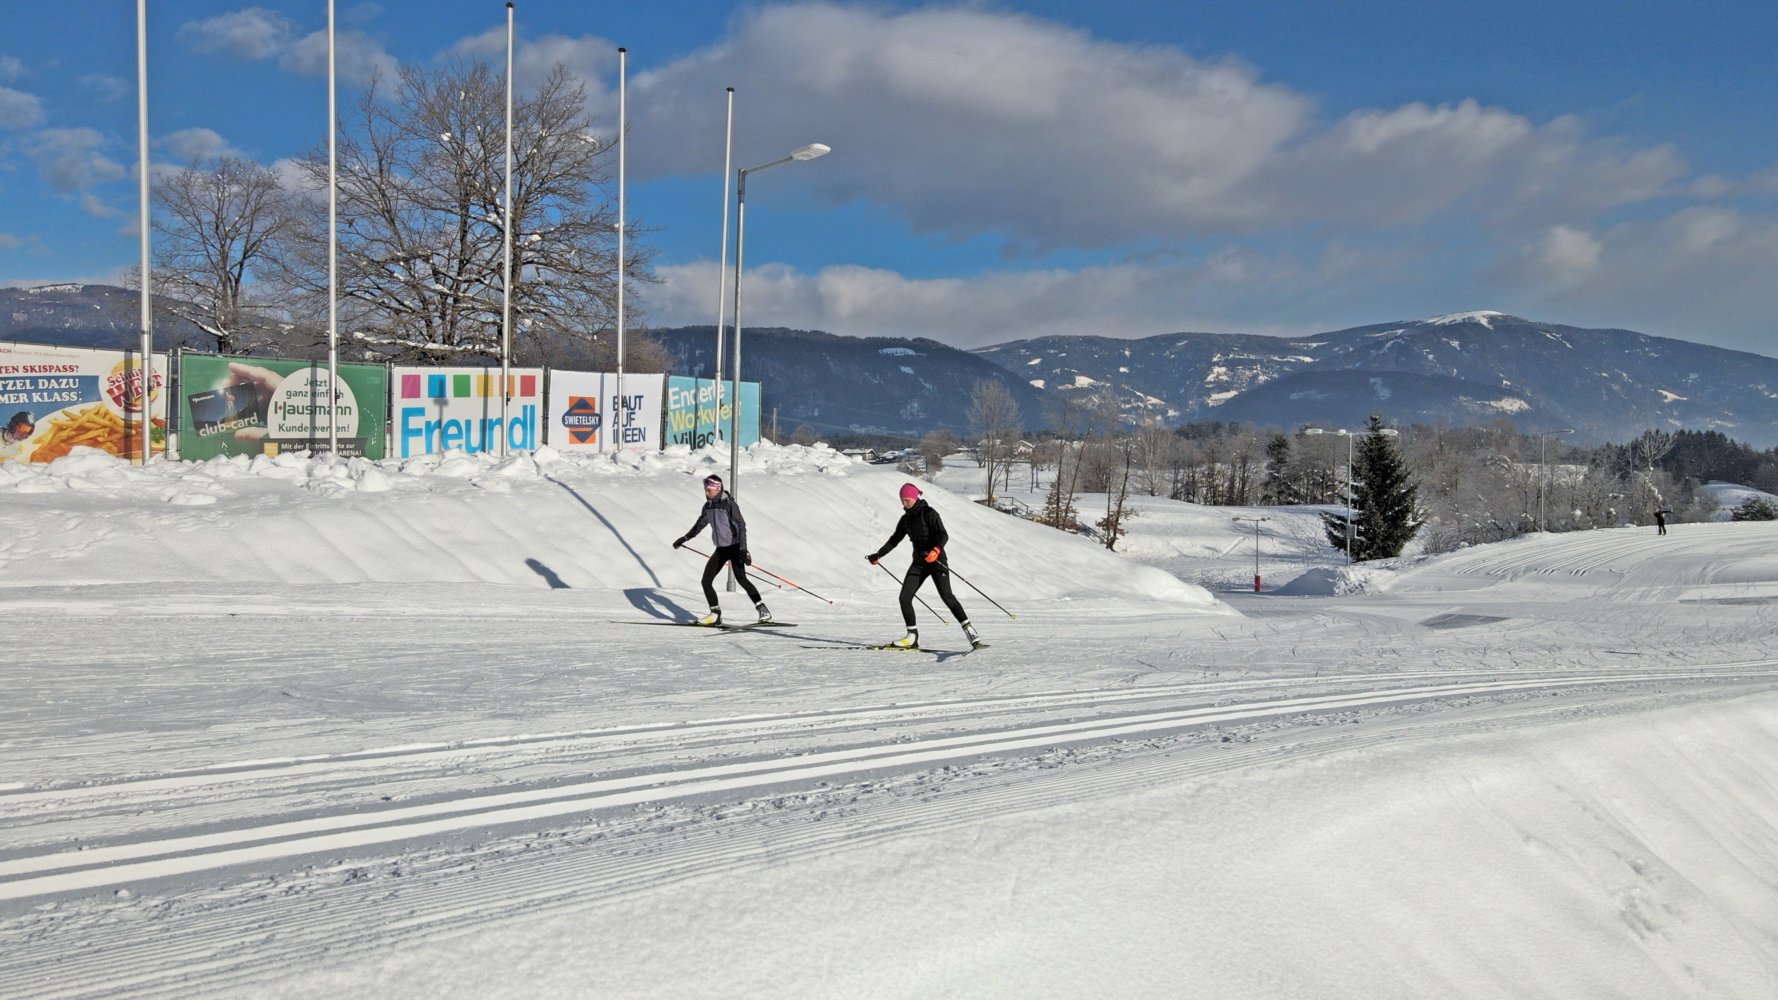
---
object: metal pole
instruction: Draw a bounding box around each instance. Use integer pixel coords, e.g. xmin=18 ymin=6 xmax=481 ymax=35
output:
xmin=1338 ymin=434 xmax=1350 ymax=563
xmin=500 ymin=3 xmax=514 ymax=456
xmin=728 ymin=166 xmax=746 ymax=491
xmin=725 ymin=167 xmax=746 ymax=594
xmin=1539 ymin=433 xmax=1547 ymax=532
xmin=327 ymin=0 xmax=339 ymax=456
xmin=615 ymin=47 xmax=627 ymax=453
xmin=136 ymin=0 xmax=153 ymax=466
xmin=712 ymin=88 xmax=733 ymax=442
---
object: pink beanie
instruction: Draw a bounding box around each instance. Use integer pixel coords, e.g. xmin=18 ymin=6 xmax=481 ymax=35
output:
xmin=899 ymin=483 xmax=921 ymax=500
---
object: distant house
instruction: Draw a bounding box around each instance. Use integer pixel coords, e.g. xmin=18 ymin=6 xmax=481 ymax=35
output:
xmin=841 ymin=447 xmax=877 ymax=462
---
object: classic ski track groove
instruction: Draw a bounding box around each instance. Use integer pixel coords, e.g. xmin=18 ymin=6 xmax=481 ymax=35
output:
xmin=6 ymin=661 xmax=1758 ymax=807
xmin=1 ymin=680 xmax=1749 ymax=1000
xmin=0 ymin=668 xmax=1756 ymax=899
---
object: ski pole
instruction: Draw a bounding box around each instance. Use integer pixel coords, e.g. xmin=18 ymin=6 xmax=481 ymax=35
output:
xmin=939 ymin=561 xmax=1017 ymax=619
xmin=877 ymin=561 xmax=949 ymax=625
xmin=748 ymin=562 xmax=835 ymax=604
xmin=679 ymin=545 xmax=783 ymax=589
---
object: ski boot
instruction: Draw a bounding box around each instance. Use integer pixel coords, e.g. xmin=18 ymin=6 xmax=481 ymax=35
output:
xmin=755 ymin=602 xmax=773 ymax=624
xmin=891 ymin=628 xmax=920 ymax=650
xmin=698 ymin=607 xmax=722 ymax=627
xmin=962 ymin=621 xmax=985 ymax=649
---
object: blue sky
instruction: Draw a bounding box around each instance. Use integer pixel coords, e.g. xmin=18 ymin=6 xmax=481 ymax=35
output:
xmin=3 ymin=1 xmax=1777 ymax=353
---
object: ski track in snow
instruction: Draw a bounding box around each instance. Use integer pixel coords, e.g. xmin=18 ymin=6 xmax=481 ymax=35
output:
xmin=4 ymin=446 xmax=1778 ymax=995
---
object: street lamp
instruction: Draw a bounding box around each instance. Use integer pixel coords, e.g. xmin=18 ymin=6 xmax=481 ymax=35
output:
xmin=1232 ymin=516 xmax=1271 ymax=592
xmin=727 ymin=142 xmax=830 ymax=489
xmin=1536 ymin=429 xmax=1574 ymax=532
xmin=725 ymin=141 xmax=828 ymax=592
xmin=1303 ymin=426 xmax=1398 ymax=565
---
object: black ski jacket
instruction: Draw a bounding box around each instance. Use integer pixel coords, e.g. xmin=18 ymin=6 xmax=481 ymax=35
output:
xmin=680 ymin=491 xmax=749 ymax=552
xmin=873 ymin=499 xmax=948 ymax=562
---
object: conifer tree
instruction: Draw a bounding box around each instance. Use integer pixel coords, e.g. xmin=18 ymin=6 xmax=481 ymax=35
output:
xmin=1261 ymin=433 xmax=1297 ymax=504
xmin=1322 ymin=414 xmax=1424 ymax=559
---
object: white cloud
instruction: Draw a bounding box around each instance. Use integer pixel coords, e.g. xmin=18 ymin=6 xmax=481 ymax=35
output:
xmin=157 ymin=127 xmax=242 ymax=163
xmin=594 ymin=3 xmax=1687 ymax=252
xmin=20 ymin=127 xmax=125 ymax=191
xmin=279 ymin=28 xmax=398 ymax=85
xmin=176 ymin=7 xmax=294 ymax=61
xmin=0 ymin=232 xmax=27 ymax=250
xmin=645 ymin=243 xmax=1408 ymax=348
xmin=77 ymin=73 xmax=129 ymax=103
xmin=0 ymin=85 xmax=44 ymax=129
xmin=1515 ymin=225 xmax=1604 ymax=284
xmin=0 ymin=55 xmax=23 ymax=82
xmin=176 ymin=8 xmax=395 ymax=85
xmin=449 ymin=26 xmax=616 ymax=97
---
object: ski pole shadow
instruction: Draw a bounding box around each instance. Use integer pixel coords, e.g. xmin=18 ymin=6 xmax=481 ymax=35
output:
xmin=548 ymin=476 xmax=662 ymax=588
xmin=626 ymin=588 xmax=693 ymax=621
xmin=525 ymin=558 xmax=571 ymax=589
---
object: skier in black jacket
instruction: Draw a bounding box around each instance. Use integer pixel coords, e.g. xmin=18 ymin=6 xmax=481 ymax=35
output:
xmin=867 ymin=483 xmax=980 ymax=649
xmin=674 ymin=474 xmax=770 ymax=626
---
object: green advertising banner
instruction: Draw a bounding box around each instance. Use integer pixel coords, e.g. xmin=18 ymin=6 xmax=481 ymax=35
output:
xmin=178 ymin=355 xmax=388 ymax=460
xmin=665 ymin=376 xmax=759 ymax=450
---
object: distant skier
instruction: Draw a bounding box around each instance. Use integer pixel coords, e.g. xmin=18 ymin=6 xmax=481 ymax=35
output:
xmin=1654 ymin=507 xmax=1673 ymax=535
xmin=673 ymin=474 xmax=771 ymax=626
xmin=867 ymin=483 xmax=981 ymax=649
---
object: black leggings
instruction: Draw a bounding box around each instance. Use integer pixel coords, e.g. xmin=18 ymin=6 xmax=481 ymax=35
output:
xmin=899 ymin=561 xmax=968 ymax=627
xmin=702 ymin=545 xmax=762 ymax=606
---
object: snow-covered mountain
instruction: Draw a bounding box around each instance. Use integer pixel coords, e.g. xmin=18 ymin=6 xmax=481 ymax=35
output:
xmin=974 ymin=312 xmax=1778 ymax=444
xmin=0 ymin=283 xmax=206 ymax=350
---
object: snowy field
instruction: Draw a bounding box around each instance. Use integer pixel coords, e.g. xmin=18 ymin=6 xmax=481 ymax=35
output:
xmin=4 ymin=444 xmax=1778 ymax=998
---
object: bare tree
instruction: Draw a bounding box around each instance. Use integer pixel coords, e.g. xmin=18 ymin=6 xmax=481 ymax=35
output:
xmin=281 ymin=61 xmax=650 ymax=362
xmin=967 ymin=378 xmax=1021 ymax=504
xmin=152 ymin=157 xmax=299 ymax=354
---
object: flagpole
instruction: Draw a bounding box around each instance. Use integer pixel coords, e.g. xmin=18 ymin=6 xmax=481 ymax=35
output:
xmin=326 ymin=0 xmax=339 ymax=456
xmin=615 ymin=47 xmax=627 ymax=452
xmin=500 ymin=2 xmax=515 ymax=456
xmin=136 ymin=0 xmax=153 ymax=466
xmin=712 ymin=87 xmax=733 ymax=444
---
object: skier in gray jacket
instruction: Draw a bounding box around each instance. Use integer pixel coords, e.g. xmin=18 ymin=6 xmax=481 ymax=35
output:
xmin=674 ymin=474 xmax=770 ymax=625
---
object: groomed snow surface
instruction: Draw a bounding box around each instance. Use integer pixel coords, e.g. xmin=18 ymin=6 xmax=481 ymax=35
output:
xmin=4 ymin=444 xmax=1778 ymax=998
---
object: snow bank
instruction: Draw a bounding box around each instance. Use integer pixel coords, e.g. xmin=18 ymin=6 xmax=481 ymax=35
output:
xmin=1698 ymin=480 xmax=1778 ymax=521
xmin=0 ymin=444 xmax=1217 ymax=610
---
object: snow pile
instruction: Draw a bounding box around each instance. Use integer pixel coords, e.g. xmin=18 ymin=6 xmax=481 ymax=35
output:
xmin=1697 ymin=480 xmax=1778 ymax=521
xmin=0 ymin=443 xmax=1217 ymax=610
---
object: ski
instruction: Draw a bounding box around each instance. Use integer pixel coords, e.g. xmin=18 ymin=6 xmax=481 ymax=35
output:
xmin=796 ymin=643 xmax=988 ymax=652
xmin=611 ymin=620 xmax=798 ymax=629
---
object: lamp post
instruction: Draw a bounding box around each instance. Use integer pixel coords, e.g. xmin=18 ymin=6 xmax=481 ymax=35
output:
xmin=326 ymin=0 xmax=339 ymax=456
xmin=727 ymin=142 xmax=830 ymax=488
xmin=1303 ymin=426 xmax=1398 ymax=565
xmin=1232 ymin=516 xmax=1271 ymax=592
xmin=725 ymin=141 xmax=828 ymax=591
xmin=1536 ymin=429 xmax=1574 ymax=532
xmin=615 ymin=47 xmax=627 ymax=453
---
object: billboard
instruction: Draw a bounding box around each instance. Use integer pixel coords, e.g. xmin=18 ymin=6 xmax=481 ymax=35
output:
xmin=545 ymin=371 xmax=664 ymax=452
xmin=665 ymin=377 xmax=759 ymax=450
xmin=393 ymin=366 xmax=543 ymax=458
xmin=178 ymin=355 xmax=388 ymax=460
xmin=0 ymin=340 xmax=169 ymax=464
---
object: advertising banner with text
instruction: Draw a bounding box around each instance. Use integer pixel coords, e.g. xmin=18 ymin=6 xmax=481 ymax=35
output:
xmin=0 ymin=340 xmax=169 ymax=464
xmin=178 ymin=354 xmax=387 ymax=460
xmin=665 ymin=377 xmax=759 ymax=451
xmin=545 ymin=371 xmax=663 ymax=452
xmin=393 ymin=366 xmax=543 ymax=458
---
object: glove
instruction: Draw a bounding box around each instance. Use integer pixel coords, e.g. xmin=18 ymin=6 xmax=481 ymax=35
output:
xmin=866 ymin=552 xmax=880 ymax=565
xmin=925 ymin=548 xmax=941 ymax=563
xmin=743 ymin=550 xmax=753 ymax=566
xmin=672 ymin=537 xmax=685 ymax=549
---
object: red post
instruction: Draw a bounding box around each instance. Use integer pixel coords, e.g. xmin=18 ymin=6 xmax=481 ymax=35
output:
xmin=1254 ymin=574 xmax=1261 ymax=593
